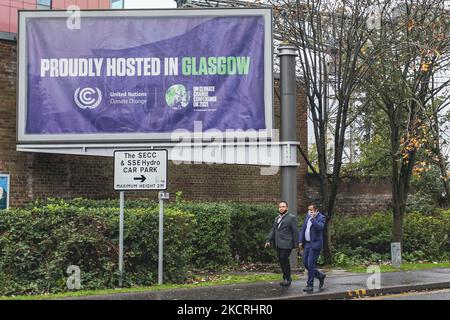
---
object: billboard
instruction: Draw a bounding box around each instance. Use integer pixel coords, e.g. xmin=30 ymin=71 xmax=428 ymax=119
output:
xmin=17 ymin=8 xmax=273 ymax=143
xmin=0 ymin=174 xmax=9 ymax=210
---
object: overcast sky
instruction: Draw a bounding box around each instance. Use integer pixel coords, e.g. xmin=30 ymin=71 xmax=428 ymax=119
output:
xmin=124 ymin=0 xmax=177 ymax=8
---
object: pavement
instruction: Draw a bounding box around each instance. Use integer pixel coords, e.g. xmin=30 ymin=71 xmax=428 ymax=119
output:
xmin=64 ymin=267 xmax=450 ymax=300
xmin=360 ymin=289 xmax=450 ymax=300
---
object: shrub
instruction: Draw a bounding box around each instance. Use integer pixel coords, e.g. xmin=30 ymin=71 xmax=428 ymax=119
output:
xmin=0 ymin=203 xmax=194 ymax=295
xmin=403 ymin=211 xmax=449 ymax=259
xmin=2 ymin=198 xmax=449 ymax=296
xmin=171 ymin=201 xmax=281 ymax=266
xmin=170 ymin=202 xmax=233 ymax=270
xmin=332 ymin=211 xmax=450 ymax=262
xmin=27 ymin=199 xmax=279 ymax=267
xmin=406 ymin=191 xmax=438 ymax=215
xmin=26 ymin=197 xmax=159 ymax=210
xmin=228 ymin=203 xmax=277 ymax=263
xmin=332 ymin=212 xmax=392 ymax=256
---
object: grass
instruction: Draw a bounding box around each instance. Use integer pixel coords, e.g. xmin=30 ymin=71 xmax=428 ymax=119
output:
xmin=345 ymin=261 xmax=450 ymax=273
xmin=0 ymin=273 xmax=300 ymax=300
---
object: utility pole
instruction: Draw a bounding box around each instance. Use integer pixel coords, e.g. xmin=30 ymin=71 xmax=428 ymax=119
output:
xmin=278 ymin=43 xmax=299 ymax=269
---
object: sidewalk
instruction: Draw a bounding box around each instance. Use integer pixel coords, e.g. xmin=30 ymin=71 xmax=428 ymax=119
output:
xmin=65 ymin=268 xmax=450 ymax=300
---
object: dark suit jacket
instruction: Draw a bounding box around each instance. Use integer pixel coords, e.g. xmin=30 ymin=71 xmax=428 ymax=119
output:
xmin=299 ymin=212 xmax=326 ymax=250
xmin=267 ymin=212 xmax=299 ymax=250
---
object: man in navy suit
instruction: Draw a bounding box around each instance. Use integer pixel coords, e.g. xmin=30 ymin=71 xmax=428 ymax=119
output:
xmin=299 ymin=204 xmax=326 ymax=293
xmin=265 ymin=201 xmax=299 ymax=287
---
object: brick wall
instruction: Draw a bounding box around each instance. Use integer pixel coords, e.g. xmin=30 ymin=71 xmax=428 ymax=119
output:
xmin=305 ymin=174 xmax=392 ymax=214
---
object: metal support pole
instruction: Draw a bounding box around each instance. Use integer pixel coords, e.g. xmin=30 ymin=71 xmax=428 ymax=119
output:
xmin=158 ymin=191 xmax=164 ymax=285
xmin=119 ymin=191 xmax=124 ymax=287
xmin=278 ymin=44 xmax=299 ymax=269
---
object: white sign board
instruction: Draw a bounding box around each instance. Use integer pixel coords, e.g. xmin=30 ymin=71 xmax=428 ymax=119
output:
xmin=114 ymin=150 xmax=167 ymax=191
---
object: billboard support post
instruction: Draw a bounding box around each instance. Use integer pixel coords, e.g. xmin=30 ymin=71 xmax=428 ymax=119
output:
xmin=278 ymin=44 xmax=299 ymax=269
xmin=159 ymin=193 xmax=163 ymax=285
xmin=158 ymin=191 xmax=169 ymax=285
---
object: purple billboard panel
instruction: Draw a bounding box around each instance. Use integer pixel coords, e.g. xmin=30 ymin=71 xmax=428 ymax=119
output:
xmin=18 ymin=9 xmax=273 ymax=143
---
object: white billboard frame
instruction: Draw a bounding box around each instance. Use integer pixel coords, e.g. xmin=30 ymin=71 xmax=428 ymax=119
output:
xmin=114 ymin=149 xmax=168 ymax=191
xmin=0 ymin=174 xmax=10 ymax=210
xmin=17 ymin=8 xmax=274 ymax=144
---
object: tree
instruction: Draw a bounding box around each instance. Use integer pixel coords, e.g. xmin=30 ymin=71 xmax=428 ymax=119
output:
xmin=271 ymin=0 xmax=384 ymax=263
xmin=423 ymin=97 xmax=450 ymax=202
xmin=362 ymin=0 xmax=450 ymax=247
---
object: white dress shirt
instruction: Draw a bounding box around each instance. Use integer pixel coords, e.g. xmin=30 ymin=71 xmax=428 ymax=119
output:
xmin=277 ymin=213 xmax=286 ymax=229
xmin=305 ymin=216 xmax=313 ymax=241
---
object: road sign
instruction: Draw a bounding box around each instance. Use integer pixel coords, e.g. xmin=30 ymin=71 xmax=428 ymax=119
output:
xmin=114 ymin=149 xmax=168 ymax=190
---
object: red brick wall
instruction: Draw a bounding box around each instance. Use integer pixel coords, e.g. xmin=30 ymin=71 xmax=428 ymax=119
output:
xmin=305 ymin=174 xmax=392 ymax=215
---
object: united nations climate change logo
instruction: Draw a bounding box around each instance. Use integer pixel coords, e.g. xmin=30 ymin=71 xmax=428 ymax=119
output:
xmin=165 ymin=84 xmax=190 ymax=109
xmin=74 ymin=87 xmax=102 ymax=109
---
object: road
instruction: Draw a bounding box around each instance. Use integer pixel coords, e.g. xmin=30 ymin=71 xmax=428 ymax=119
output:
xmin=358 ymin=289 xmax=450 ymax=300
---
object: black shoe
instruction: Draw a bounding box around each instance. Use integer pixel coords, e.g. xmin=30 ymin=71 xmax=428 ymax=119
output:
xmin=319 ymin=274 xmax=326 ymax=290
xmin=303 ymin=286 xmax=313 ymax=293
xmin=279 ymin=279 xmax=292 ymax=287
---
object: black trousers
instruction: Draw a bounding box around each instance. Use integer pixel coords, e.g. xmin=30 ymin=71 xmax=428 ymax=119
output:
xmin=276 ymin=248 xmax=292 ymax=281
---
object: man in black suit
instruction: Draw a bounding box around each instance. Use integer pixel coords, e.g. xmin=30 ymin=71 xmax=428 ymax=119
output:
xmin=265 ymin=201 xmax=299 ymax=286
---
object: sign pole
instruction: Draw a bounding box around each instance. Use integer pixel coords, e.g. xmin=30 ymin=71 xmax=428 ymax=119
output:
xmin=158 ymin=191 xmax=170 ymax=285
xmin=114 ymin=149 xmax=168 ymax=285
xmin=158 ymin=191 xmax=163 ymax=285
xmin=119 ymin=191 xmax=124 ymax=287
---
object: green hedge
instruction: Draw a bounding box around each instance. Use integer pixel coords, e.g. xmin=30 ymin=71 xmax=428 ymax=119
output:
xmin=25 ymin=197 xmax=159 ymax=210
xmin=171 ymin=202 xmax=234 ymax=270
xmin=332 ymin=210 xmax=450 ymax=265
xmin=40 ymin=198 xmax=274 ymax=265
xmin=229 ymin=203 xmax=278 ymax=263
xmin=2 ymin=198 xmax=449 ymax=295
xmin=0 ymin=199 xmax=279 ymax=295
xmin=0 ymin=204 xmax=194 ymax=295
xmin=42 ymin=199 xmax=280 ymax=266
xmin=172 ymin=201 xmax=280 ymax=267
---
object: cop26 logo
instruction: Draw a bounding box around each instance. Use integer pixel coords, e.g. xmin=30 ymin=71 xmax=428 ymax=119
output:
xmin=165 ymin=84 xmax=190 ymax=110
xmin=74 ymin=87 xmax=102 ymax=109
